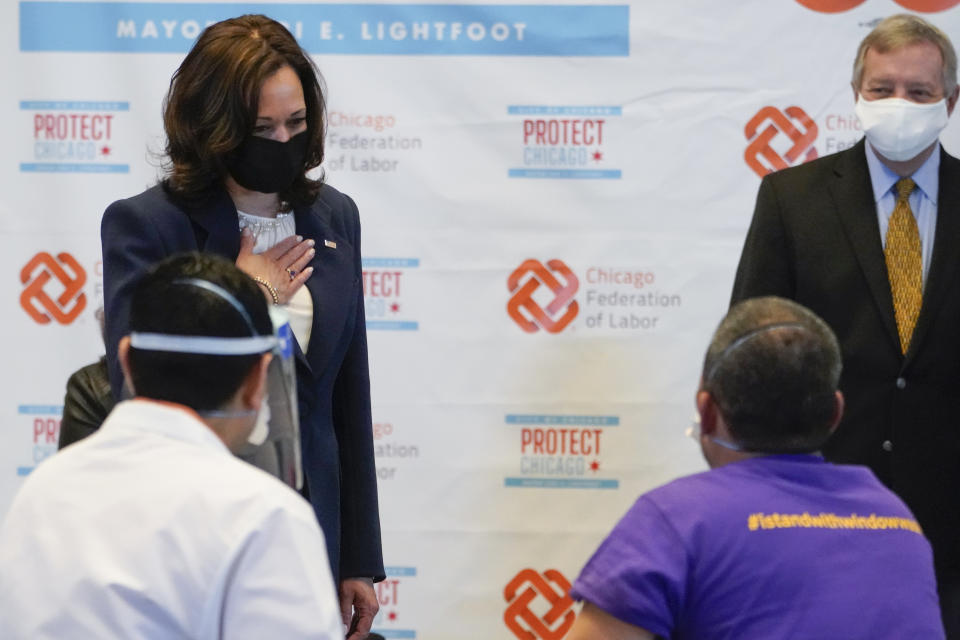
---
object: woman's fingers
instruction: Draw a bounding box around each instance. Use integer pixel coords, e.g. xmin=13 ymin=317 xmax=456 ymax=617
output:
xmin=237 ymin=232 xmax=316 ymax=303
xmin=288 ymin=246 xmax=316 ymax=276
xmin=280 ymin=267 xmax=313 ymax=304
xmin=278 ymin=237 xmax=315 ymax=266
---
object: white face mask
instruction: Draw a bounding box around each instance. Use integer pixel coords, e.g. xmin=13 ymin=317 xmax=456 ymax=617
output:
xmin=247 ymin=390 xmax=271 ymax=446
xmin=855 ymin=95 xmax=948 ymax=162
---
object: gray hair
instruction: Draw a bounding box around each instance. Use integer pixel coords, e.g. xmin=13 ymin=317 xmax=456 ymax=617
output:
xmin=853 ymin=14 xmax=957 ymax=97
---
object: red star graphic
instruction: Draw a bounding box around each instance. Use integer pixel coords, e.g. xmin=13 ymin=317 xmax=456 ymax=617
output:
xmin=592 ymin=151 xmax=603 ymax=162
xmin=388 ymin=611 xmax=397 ymax=621
xmin=589 ymin=460 xmax=600 ymax=472
xmin=390 ymin=303 xmax=400 ymax=313
xmin=101 ymin=146 xmax=111 ymax=156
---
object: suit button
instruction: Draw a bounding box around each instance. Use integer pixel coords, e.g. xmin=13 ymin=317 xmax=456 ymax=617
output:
xmin=882 ymin=440 xmax=894 ymax=452
xmin=895 ymin=377 xmax=906 ymax=389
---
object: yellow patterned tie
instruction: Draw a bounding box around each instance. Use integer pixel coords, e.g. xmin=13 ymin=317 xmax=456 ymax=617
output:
xmin=885 ymin=177 xmax=922 ymax=355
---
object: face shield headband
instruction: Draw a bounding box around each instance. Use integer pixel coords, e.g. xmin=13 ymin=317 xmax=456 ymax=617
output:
xmin=128 ymin=278 xmax=278 ymax=356
xmin=127 ymin=278 xmax=277 ymax=419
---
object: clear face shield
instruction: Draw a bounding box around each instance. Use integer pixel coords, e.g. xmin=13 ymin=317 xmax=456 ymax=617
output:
xmin=128 ymin=278 xmax=301 ymax=489
xmin=234 ymin=306 xmax=302 ymax=489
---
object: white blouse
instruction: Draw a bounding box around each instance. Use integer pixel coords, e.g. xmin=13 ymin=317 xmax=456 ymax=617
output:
xmin=237 ymin=210 xmax=314 ymax=351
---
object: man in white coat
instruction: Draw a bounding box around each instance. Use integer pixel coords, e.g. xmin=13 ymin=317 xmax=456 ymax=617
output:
xmin=0 ymin=252 xmax=342 ymax=640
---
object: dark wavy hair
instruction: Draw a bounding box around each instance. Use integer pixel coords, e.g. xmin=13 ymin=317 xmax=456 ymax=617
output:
xmin=162 ymin=14 xmax=326 ymax=205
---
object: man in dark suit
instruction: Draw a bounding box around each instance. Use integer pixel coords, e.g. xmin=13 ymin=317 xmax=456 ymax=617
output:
xmin=732 ymin=13 xmax=960 ymax=636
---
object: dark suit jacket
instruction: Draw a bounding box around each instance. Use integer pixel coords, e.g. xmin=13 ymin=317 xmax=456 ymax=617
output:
xmin=732 ymin=138 xmax=960 ymax=582
xmin=101 ymin=183 xmax=384 ymax=583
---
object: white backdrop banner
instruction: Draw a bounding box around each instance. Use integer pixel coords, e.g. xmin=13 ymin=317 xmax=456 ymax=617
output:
xmin=5 ymin=1 xmax=960 ymax=639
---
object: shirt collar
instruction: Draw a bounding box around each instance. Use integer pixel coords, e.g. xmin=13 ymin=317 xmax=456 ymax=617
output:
xmin=100 ymin=398 xmax=232 ymax=454
xmin=864 ymin=140 xmax=940 ymax=205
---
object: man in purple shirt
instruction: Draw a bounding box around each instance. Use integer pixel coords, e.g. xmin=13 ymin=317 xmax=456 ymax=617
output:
xmin=567 ymin=297 xmax=943 ymax=640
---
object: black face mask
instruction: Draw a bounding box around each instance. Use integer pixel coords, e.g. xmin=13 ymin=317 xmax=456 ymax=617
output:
xmin=226 ymin=130 xmax=309 ymax=194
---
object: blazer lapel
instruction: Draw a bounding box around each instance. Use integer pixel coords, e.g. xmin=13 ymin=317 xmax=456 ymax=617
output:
xmin=294 ymin=197 xmax=356 ymax=380
xmin=906 ymin=147 xmax=960 ymax=362
xmin=829 ymin=140 xmax=901 ymax=353
xmin=182 ymin=188 xmax=242 ymax=259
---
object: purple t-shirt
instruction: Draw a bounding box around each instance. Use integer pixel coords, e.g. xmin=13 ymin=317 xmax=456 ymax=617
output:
xmin=571 ymin=455 xmax=943 ymax=639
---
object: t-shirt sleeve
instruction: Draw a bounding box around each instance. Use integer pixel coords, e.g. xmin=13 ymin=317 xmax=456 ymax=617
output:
xmin=570 ymin=495 xmax=687 ymax=639
xmin=219 ymin=502 xmax=342 ymax=639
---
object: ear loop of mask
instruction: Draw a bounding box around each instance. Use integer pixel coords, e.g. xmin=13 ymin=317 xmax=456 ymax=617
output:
xmin=697 ymin=322 xmax=812 ymax=453
xmin=687 ymin=412 xmax=745 ymax=452
xmin=127 ymin=277 xmax=275 ymax=419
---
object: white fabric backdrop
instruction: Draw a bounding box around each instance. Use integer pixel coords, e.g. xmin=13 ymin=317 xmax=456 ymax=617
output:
xmin=5 ymin=1 xmax=960 ymax=638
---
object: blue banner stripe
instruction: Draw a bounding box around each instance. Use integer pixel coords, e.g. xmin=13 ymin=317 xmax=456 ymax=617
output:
xmin=505 ymin=477 xmax=619 ymax=489
xmin=19 ymin=3 xmax=629 ymax=56
xmin=508 ymin=105 xmax=622 ymax=116
xmin=370 ymin=631 xmax=416 ymax=639
xmin=384 ymin=566 xmax=417 ymax=577
xmin=18 ymin=405 xmax=63 ymax=415
xmin=17 ymin=467 xmax=35 ymax=477
xmin=509 ymin=168 xmax=622 ymax=179
xmin=20 ymin=101 xmax=130 ymax=111
xmin=363 ymin=258 xmax=420 ymax=268
xmin=20 ymin=163 xmax=130 ymax=173
xmin=506 ymin=415 xmax=619 ymax=426
xmin=367 ymin=321 xmax=419 ymax=331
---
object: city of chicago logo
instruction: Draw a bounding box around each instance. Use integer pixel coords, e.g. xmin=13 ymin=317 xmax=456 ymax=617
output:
xmin=371 ymin=566 xmax=417 ymax=638
xmin=363 ymin=257 xmax=419 ymax=331
xmin=505 ymin=413 xmax=620 ymax=490
xmin=16 ymin=405 xmax=62 ymax=477
xmin=795 ymin=0 xmax=959 ymax=12
xmin=20 ymin=101 xmax=129 ymax=173
xmin=508 ymin=105 xmax=622 ymax=179
xmin=504 ymin=568 xmax=576 ymax=640
xmin=20 ymin=252 xmax=87 ymax=325
xmin=744 ymin=106 xmax=818 ymax=178
xmin=507 ymin=259 xmax=579 ymax=334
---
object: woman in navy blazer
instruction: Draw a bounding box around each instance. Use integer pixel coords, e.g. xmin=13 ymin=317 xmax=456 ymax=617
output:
xmin=100 ymin=15 xmax=383 ymax=638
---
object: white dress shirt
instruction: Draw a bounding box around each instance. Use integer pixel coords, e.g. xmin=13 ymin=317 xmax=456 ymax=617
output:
xmin=0 ymin=400 xmax=341 ymax=640
xmin=864 ymin=141 xmax=940 ymax=287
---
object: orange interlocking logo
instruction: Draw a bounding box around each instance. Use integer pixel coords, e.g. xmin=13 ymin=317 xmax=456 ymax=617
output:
xmin=794 ymin=0 xmax=866 ymax=10
xmin=795 ymin=0 xmax=959 ymax=12
xmin=507 ymin=259 xmax=578 ymax=334
xmin=504 ymin=568 xmax=576 ymax=640
xmin=20 ymin=252 xmax=87 ymax=325
xmin=744 ymin=106 xmax=818 ymax=178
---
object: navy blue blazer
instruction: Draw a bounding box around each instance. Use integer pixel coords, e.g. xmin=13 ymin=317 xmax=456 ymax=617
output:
xmin=101 ymin=182 xmax=384 ymax=583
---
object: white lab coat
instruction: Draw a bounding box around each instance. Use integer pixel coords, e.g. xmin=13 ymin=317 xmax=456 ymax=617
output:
xmin=0 ymin=399 xmax=341 ymax=639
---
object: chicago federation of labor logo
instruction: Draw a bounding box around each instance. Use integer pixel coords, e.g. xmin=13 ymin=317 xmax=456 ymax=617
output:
xmin=507 ymin=259 xmax=579 ymax=334
xmin=744 ymin=106 xmax=818 ymax=178
xmin=20 ymin=251 xmax=87 ymax=324
xmin=504 ymin=568 xmax=576 ymax=640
